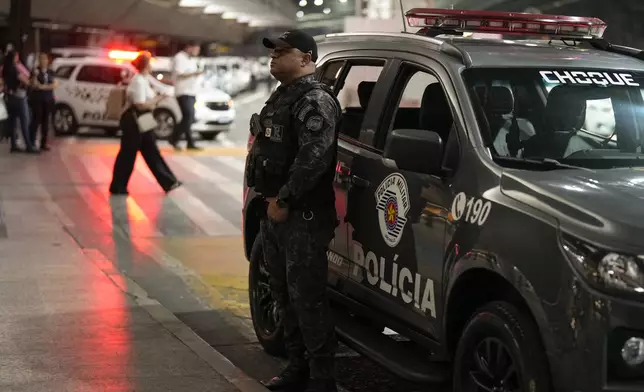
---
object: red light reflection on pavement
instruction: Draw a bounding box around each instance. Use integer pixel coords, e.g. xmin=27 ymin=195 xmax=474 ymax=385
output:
xmin=50 ymin=272 xmax=132 ymax=386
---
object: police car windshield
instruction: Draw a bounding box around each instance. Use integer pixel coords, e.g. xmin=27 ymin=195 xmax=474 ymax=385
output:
xmin=463 ymin=67 xmax=644 ymax=169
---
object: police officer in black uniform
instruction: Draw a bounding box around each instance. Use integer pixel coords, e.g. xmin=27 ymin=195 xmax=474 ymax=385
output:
xmin=246 ymin=30 xmax=341 ymax=392
xmin=29 ymin=52 xmax=57 ymax=151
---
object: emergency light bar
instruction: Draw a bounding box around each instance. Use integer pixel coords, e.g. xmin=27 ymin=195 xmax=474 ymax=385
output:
xmin=108 ymin=50 xmax=141 ymax=61
xmin=405 ymin=8 xmax=607 ymax=39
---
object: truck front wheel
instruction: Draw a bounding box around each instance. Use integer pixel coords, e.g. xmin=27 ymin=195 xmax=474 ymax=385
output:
xmin=453 ymin=301 xmax=552 ymax=392
xmin=248 ymin=234 xmax=286 ymax=357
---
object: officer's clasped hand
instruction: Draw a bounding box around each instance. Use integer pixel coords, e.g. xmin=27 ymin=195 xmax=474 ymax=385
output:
xmin=267 ymin=198 xmax=289 ymax=222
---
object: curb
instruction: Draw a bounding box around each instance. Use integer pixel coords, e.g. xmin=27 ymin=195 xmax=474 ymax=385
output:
xmin=83 ymin=248 xmax=269 ymax=392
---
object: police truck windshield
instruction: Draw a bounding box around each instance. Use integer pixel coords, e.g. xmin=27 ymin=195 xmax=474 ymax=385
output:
xmin=463 ymin=67 xmax=644 ymax=169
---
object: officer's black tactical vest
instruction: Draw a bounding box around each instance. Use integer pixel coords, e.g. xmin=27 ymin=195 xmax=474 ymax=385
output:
xmin=246 ymin=79 xmax=340 ymax=209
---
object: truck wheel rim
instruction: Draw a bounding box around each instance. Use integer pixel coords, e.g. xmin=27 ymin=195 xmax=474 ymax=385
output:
xmin=467 ymin=337 xmax=520 ymax=392
xmin=253 ymin=257 xmax=281 ymax=336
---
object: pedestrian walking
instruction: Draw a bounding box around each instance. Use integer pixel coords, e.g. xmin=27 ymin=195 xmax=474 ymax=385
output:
xmin=246 ymin=29 xmax=341 ymax=392
xmin=169 ymin=41 xmax=204 ymax=150
xmin=109 ymin=52 xmax=181 ymax=195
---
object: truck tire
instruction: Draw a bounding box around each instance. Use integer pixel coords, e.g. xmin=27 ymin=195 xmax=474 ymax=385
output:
xmin=248 ymin=234 xmax=286 ymax=357
xmin=453 ymin=301 xmax=552 ymax=392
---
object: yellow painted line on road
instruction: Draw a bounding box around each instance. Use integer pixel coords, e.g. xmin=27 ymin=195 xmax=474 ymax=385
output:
xmin=157 ymin=235 xmax=251 ymax=318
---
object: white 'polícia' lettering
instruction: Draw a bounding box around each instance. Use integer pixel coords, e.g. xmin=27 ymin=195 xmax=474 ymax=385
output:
xmin=351 ymin=242 xmax=436 ymax=318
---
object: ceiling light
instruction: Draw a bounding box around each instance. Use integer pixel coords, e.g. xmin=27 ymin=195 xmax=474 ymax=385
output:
xmin=297 ymin=10 xmax=304 ymax=18
xmin=339 ymin=0 xmax=347 ymax=2
xmin=323 ymin=7 xmax=331 ymax=14
xmin=299 ymin=0 xmax=307 ymax=6
xmin=222 ymin=11 xmax=238 ymax=19
xmin=237 ymin=15 xmax=251 ymax=23
xmin=179 ymin=0 xmax=208 ymax=6
xmin=203 ymin=5 xmax=225 ymax=14
xmin=314 ymin=0 xmax=323 ymax=5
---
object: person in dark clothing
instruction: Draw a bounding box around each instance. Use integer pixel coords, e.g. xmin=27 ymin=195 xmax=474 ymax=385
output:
xmin=247 ymin=30 xmax=341 ymax=392
xmin=29 ymin=52 xmax=57 ymax=151
xmin=2 ymin=50 xmax=37 ymax=153
xmin=109 ymin=52 xmax=182 ymax=195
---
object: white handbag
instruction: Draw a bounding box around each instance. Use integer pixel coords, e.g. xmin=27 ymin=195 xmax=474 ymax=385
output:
xmin=135 ymin=112 xmax=157 ymax=133
xmin=0 ymin=95 xmax=7 ymax=121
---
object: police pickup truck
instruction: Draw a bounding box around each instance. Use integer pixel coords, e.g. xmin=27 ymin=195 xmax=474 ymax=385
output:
xmin=242 ymin=8 xmax=644 ymax=392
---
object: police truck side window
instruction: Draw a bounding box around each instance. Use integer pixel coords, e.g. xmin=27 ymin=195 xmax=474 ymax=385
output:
xmin=386 ymin=68 xmax=445 ymax=144
xmin=54 ymin=65 xmax=74 ymax=79
xmin=318 ymin=61 xmax=344 ymax=90
xmin=334 ymin=62 xmax=384 ymax=140
xmin=76 ymin=65 xmax=123 ymax=85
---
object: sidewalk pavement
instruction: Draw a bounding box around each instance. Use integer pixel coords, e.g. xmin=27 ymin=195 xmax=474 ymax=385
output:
xmin=0 ymin=193 xmax=268 ymax=391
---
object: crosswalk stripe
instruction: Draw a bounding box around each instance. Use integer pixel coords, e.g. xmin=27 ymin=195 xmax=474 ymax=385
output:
xmin=169 ymin=156 xmax=243 ymax=202
xmin=213 ymin=156 xmax=246 ymax=173
xmin=60 ymin=152 xmax=85 ymax=183
xmin=167 ymin=186 xmax=239 ymax=236
xmin=88 ymin=156 xmax=163 ymax=236
xmin=59 ymin=149 xmax=242 ymax=238
xmin=79 ymin=155 xmax=112 ymax=184
xmin=130 ymin=155 xmax=239 ymax=236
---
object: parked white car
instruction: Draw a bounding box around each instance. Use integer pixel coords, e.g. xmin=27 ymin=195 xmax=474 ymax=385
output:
xmin=51 ymin=56 xmax=235 ymax=140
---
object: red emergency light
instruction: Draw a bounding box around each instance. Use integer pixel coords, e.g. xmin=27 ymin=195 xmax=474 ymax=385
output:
xmin=108 ymin=50 xmax=141 ymax=61
xmin=405 ymin=8 xmax=607 ymax=39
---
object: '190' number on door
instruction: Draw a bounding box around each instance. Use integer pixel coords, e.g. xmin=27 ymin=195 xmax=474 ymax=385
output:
xmin=451 ymin=192 xmax=492 ymax=226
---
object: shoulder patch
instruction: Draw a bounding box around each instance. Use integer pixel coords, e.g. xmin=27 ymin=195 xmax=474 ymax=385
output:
xmin=306 ymin=115 xmax=324 ymax=132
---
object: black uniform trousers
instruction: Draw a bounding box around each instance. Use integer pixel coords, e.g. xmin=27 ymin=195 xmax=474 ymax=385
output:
xmin=171 ymin=95 xmax=197 ymax=147
xmin=110 ymin=109 xmax=178 ymax=193
xmin=29 ymin=97 xmax=53 ymax=148
xmin=260 ymin=205 xmax=338 ymax=380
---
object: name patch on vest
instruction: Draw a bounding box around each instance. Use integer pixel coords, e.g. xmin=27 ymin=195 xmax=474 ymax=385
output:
xmin=270 ymin=124 xmax=283 ymax=142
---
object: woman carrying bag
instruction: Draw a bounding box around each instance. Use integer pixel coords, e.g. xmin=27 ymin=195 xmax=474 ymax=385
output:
xmin=109 ymin=52 xmax=181 ymax=195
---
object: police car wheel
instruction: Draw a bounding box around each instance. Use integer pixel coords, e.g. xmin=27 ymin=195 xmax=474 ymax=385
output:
xmin=53 ymin=105 xmax=78 ymax=135
xmin=249 ymin=235 xmax=286 ymax=357
xmin=453 ymin=301 xmax=551 ymax=392
xmin=153 ymin=109 xmax=175 ymax=140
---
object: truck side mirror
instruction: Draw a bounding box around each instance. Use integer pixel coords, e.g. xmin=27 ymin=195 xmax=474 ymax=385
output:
xmin=383 ymin=129 xmax=443 ymax=175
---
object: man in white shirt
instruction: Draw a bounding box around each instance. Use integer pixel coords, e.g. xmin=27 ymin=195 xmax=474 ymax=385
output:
xmin=170 ymin=41 xmax=204 ymax=150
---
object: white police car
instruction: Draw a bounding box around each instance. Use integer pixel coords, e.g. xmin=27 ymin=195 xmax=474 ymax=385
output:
xmin=51 ymin=52 xmax=235 ymax=141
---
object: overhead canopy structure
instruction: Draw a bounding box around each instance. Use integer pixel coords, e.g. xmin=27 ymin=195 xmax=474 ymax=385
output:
xmin=0 ymin=0 xmax=297 ymax=44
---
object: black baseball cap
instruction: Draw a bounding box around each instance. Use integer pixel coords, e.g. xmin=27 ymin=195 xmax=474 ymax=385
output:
xmin=263 ymin=30 xmax=318 ymax=62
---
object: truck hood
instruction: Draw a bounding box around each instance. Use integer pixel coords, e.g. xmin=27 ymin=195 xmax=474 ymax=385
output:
xmin=500 ymin=168 xmax=644 ymax=251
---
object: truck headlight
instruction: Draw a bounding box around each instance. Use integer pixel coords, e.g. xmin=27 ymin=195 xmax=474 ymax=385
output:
xmin=561 ymin=233 xmax=644 ymax=296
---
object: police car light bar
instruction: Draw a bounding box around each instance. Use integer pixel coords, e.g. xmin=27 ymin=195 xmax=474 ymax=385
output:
xmin=108 ymin=50 xmax=141 ymax=61
xmin=405 ymin=8 xmax=607 ymax=39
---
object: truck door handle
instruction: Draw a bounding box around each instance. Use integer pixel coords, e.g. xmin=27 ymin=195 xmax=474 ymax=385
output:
xmin=351 ymin=175 xmax=369 ymax=188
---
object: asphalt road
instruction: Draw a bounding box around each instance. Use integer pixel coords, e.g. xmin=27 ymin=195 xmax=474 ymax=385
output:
xmin=42 ymin=86 xmax=450 ymax=392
